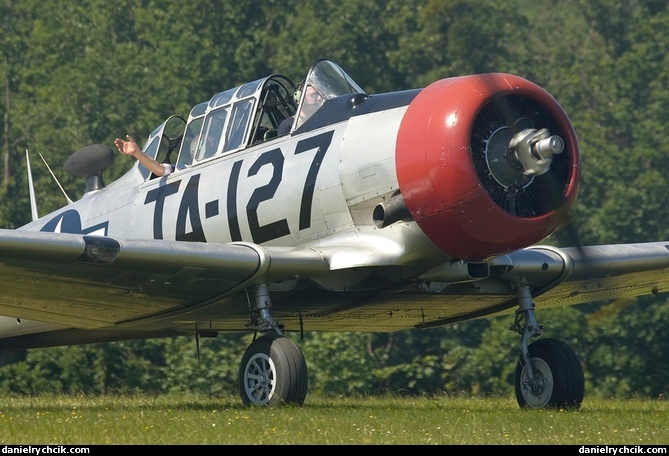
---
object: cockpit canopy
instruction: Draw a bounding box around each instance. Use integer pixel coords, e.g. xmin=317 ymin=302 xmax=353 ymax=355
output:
xmin=138 ymin=58 xmax=365 ymax=180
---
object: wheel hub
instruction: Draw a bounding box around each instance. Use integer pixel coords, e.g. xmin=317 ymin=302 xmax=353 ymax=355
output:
xmin=520 ymin=358 xmax=553 ymax=408
xmin=526 ymin=372 xmax=546 ymax=395
xmin=243 ymin=353 xmax=276 ymax=405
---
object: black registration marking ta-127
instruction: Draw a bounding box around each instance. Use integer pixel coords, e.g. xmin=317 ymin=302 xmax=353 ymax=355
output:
xmin=146 ymin=130 xmax=334 ymax=244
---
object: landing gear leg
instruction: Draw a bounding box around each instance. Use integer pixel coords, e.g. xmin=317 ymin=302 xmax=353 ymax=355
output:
xmin=238 ymin=283 xmax=308 ymax=406
xmin=510 ymin=283 xmax=584 ymax=410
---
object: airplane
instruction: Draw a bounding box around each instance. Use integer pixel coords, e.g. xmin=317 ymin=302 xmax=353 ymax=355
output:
xmin=1 ymin=57 xmax=668 ymax=410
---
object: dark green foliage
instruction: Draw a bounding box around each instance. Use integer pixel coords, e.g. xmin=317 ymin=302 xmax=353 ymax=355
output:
xmin=0 ymin=0 xmax=668 ymax=398
xmin=0 ymin=335 xmax=253 ymax=395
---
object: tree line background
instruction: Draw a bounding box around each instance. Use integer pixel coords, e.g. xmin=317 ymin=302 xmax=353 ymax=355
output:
xmin=0 ymin=0 xmax=668 ymax=399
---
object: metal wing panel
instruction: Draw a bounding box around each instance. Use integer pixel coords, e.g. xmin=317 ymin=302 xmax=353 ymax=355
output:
xmin=0 ymin=230 xmax=272 ymax=329
xmin=526 ymin=243 xmax=669 ymax=309
xmin=186 ymin=241 xmax=669 ymax=333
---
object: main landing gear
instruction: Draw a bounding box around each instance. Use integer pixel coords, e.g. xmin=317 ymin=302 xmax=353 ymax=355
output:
xmin=237 ymin=283 xmax=585 ymax=409
xmin=510 ymin=283 xmax=584 ymax=409
xmin=238 ymin=284 xmax=308 ymax=406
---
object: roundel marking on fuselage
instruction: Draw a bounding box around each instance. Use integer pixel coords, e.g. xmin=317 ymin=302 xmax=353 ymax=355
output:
xmin=41 ymin=209 xmax=82 ymax=233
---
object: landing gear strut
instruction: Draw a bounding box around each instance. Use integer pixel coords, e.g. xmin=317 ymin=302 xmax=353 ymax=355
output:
xmin=510 ymin=283 xmax=584 ymax=409
xmin=238 ymin=284 xmax=308 ymax=406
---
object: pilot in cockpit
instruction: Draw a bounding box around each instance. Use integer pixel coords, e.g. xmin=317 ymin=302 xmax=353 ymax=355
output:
xmin=277 ymin=80 xmax=324 ymax=136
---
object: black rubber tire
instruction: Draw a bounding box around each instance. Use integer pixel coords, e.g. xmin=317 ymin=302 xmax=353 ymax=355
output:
xmin=238 ymin=333 xmax=308 ymax=407
xmin=514 ymin=337 xmax=584 ymax=410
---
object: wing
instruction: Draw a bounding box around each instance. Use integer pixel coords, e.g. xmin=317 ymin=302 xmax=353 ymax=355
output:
xmin=1 ymin=227 xmax=669 ymax=349
xmin=0 ymin=229 xmax=328 ymax=346
xmin=509 ymin=242 xmax=669 ymax=310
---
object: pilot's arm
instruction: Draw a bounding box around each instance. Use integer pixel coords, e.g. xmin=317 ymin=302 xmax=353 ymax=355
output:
xmin=114 ymin=135 xmax=172 ymax=176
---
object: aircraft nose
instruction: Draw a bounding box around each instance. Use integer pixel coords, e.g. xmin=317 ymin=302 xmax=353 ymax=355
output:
xmin=395 ymin=73 xmax=581 ymax=260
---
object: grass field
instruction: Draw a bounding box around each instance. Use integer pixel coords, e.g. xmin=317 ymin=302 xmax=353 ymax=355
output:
xmin=1 ymin=394 xmax=668 ymax=445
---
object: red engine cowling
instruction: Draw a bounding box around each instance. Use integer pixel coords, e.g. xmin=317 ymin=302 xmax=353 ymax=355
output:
xmin=396 ymin=73 xmax=580 ymax=261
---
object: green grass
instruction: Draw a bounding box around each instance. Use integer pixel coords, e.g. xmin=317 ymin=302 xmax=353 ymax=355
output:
xmin=1 ymin=394 xmax=668 ymax=445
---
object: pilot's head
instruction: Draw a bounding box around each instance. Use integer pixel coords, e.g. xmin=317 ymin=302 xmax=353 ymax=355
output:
xmin=301 ymin=85 xmax=323 ymax=118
